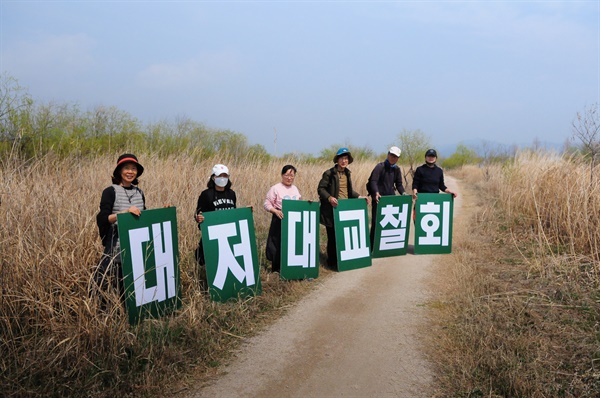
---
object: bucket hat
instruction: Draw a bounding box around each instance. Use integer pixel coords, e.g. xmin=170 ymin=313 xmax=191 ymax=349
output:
xmin=113 ymin=153 xmax=144 ymax=178
xmin=333 ymin=147 xmax=354 ymax=164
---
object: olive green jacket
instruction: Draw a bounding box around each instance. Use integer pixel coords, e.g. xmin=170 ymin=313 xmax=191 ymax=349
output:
xmin=317 ymin=166 xmax=360 ymax=227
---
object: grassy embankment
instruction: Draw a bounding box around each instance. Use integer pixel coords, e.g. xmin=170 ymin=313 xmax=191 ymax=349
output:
xmin=0 ymin=153 xmax=375 ymax=397
xmin=432 ymin=152 xmax=600 ymax=397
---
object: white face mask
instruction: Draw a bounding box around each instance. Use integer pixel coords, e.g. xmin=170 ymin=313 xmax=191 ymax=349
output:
xmin=215 ymin=177 xmax=229 ymax=187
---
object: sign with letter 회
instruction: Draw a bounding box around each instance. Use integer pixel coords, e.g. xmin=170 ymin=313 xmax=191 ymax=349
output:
xmin=280 ymin=200 xmax=320 ymax=280
xmin=371 ymin=195 xmax=413 ymax=258
xmin=333 ymin=198 xmax=372 ymax=272
xmin=117 ymin=207 xmax=181 ymax=325
xmin=201 ymin=207 xmax=262 ymax=302
xmin=414 ymin=193 xmax=454 ymax=254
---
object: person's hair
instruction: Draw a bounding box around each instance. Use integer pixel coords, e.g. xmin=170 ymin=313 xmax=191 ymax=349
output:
xmin=112 ymin=164 xmax=140 ymax=185
xmin=281 ymin=164 xmax=297 ymax=175
xmin=206 ymin=176 xmax=233 ymax=190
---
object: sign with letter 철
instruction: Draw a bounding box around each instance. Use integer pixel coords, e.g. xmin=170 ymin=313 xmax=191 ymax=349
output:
xmin=371 ymin=194 xmax=413 ymax=258
xmin=333 ymin=198 xmax=372 ymax=272
xmin=117 ymin=207 xmax=181 ymax=325
xmin=414 ymin=193 xmax=454 ymax=254
xmin=201 ymin=207 xmax=262 ymax=302
xmin=280 ymin=200 xmax=320 ymax=280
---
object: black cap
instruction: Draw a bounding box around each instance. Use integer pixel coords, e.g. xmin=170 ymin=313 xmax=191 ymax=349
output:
xmin=425 ymin=149 xmax=437 ymax=157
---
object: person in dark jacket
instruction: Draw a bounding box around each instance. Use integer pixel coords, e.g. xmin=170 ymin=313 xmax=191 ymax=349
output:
xmin=317 ymin=147 xmax=370 ymax=270
xmin=367 ymin=146 xmax=406 ymax=247
xmin=412 ymin=149 xmax=458 ymax=199
xmin=194 ymin=164 xmax=237 ymax=266
xmin=94 ymin=153 xmax=147 ymax=303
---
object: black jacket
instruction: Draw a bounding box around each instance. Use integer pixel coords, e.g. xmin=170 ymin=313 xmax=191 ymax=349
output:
xmin=317 ymin=166 xmax=360 ymax=227
xmin=367 ymin=161 xmax=405 ymax=196
xmin=412 ymin=163 xmax=447 ymax=193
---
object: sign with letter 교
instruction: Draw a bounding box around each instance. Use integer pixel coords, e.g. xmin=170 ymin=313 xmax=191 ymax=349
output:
xmin=371 ymin=195 xmax=413 ymax=258
xmin=333 ymin=198 xmax=372 ymax=272
xmin=414 ymin=193 xmax=454 ymax=254
xmin=201 ymin=207 xmax=262 ymax=302
xmin=280 ymin=200 xmax=320 ymax=280
xmin=117 ymin=207 xmax=181 ymax=325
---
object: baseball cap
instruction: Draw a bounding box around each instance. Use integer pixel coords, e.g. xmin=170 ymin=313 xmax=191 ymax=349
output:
xmin=212 ymin=164 xmax=229 ymax=176
xmin=389 ymin=146 xmax=401 ymax=157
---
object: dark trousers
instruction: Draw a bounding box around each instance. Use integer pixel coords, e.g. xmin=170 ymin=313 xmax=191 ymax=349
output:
xmin=326 ymin=225 xmax=337 ymax=270
xmin=91 ymin=230 xmax=124 ymax=308
xmin=370 ymin=202 xmax=378 ymax=249
xmin=265 ymin=214 xmax=282 ymax=272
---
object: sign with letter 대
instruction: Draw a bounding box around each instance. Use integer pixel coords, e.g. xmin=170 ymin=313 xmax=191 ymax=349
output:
xmin=414 ymin=193 xmax=454 ymax=254
xmin=333 ymin=198 xmax=372 ymax=272
xmin=371 ymin=194 xmax=413 ymax=258
xmin=280 ymin=199 xmax=320 ymax=280
xmin=201 ymin=207 xmax=262 ymax=302
xmin=117 ymin=207 xmax=181 ymax=325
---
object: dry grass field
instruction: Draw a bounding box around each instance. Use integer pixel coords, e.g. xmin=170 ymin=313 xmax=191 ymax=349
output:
xmin=0 ymin=152 xmax=374 ymax=397
xmin=1 ymin=151 xmax=598 ymax=397
xmin=430 ymin=153 xmax=600 ymax=397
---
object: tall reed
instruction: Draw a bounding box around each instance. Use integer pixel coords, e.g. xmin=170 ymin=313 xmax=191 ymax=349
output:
xmin=432 ymin=154 xmax=600 ymax=397
xmin=0 ymin=152 xmax=377 ymax=396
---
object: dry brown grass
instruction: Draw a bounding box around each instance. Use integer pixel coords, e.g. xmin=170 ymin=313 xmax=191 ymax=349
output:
xmin=0 ymin=153 xmax=377 ymax=397
xmin=431 ymin=157 xmax=600 ymax=397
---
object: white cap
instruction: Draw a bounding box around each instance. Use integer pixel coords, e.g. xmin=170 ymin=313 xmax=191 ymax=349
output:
xmin=212 ymin=164 xmax=229 ymax=176
xmin=389 ymin=146 xmax=401 ymax=157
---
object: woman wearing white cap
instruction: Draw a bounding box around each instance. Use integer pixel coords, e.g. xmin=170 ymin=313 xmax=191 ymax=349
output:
xmin=194 ymin=164 xmax=237 ymax=265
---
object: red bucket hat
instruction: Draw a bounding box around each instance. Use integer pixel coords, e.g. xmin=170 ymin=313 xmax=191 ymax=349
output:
xmin=113 ymin=153 xmax=144 ymax=178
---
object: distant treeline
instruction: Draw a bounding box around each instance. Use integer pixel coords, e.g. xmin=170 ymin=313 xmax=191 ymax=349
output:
xmin=0 ymin=73 xmax=382 ymax=163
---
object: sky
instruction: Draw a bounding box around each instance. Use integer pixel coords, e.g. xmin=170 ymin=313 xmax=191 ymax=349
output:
xmin=1 ymin=1 xmax=599 ymax=156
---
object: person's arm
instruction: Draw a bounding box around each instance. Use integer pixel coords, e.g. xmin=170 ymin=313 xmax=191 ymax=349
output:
xmin=412 ymin=168 xmax=421 ymax=199
xmin=438 ymin=168 xmax=448 ymax=193
xmin=438 ymin=169 xmax=457 ymax=198
xmin=367 ymin=164 xmax=381 ymax=196
xmin=395 ymin=167 xmax=406 ymax=195
xmin=264 ymin=185 xmax=283 ymax=219
xmin=96 ymin=186 xmax=115 ymax=238
xmin=317 ymin=169 xmax=332 ymax=201
xmin=195 ymin=191 xmax=209 ymax=224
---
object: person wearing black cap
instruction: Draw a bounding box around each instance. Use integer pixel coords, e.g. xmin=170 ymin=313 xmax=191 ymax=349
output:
xmin=318 ymin=147 xmax=370 ymax=270
xmin=93 ymin=154 xmax=146 ymax=303
xmin=367 ymin=146 xmax=406 ymax=247
xmin=412 ymin=149 xmax=457 ymax=199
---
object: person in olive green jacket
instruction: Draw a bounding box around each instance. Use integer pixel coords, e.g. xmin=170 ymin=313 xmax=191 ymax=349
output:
xmin=317 ymin=147 xmax=370 ymax=270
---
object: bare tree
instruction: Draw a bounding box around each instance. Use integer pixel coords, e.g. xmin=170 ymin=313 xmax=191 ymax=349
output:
xmin=572 ymin=103 xmax=600 ymax=183
xmin=0 ymin=73 xmax=33 ymax=141
xmin=396 ymin=128 xmax=431 ymax=184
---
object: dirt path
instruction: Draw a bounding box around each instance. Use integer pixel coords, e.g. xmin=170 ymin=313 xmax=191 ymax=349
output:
xmin=187 ymin=177 xmax=463 ymax=398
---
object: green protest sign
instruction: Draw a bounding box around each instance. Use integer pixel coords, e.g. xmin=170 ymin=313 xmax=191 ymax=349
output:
xmin=201 ymin=207 xmax=262 ymax=302
xmin=117 ymin=207 xmax=181 ymax=325
xmin=371 ymin=195 xmax=413 ymax=258
xmin=414 ymin=193 xmax=454 ymax=254
xmin=334 ymin=198 xmax=372 ymax=272
xmin=280 ymin=200 xmax=320 ymax=280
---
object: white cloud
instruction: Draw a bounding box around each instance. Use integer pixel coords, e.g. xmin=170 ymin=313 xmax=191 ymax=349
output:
xmin=3 ymin=33 xmax=95 ymax=74
xmin=135 ymin=51 xmax=241 ymax=90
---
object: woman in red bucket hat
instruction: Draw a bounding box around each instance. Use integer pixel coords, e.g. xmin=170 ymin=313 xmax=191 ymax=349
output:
xmin=92 ymin=153 xmax=146 ymax=305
